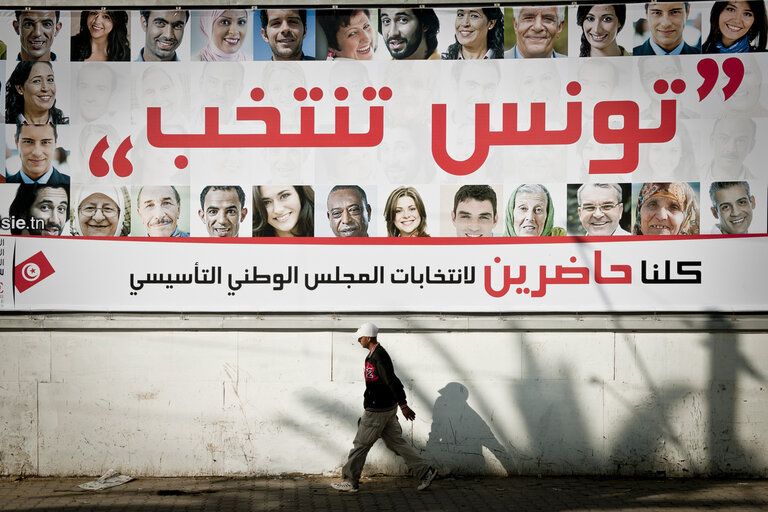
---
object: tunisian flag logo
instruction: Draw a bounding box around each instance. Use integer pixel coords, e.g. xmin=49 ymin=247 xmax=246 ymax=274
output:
xmin=15 ymin=251 xmax=55 ymax=293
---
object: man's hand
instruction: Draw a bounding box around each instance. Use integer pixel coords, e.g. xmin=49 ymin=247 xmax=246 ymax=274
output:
xmin=401 ymin=405 xmax=416 ymax=421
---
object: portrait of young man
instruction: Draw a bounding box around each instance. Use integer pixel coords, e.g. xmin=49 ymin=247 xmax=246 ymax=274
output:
xmin=13 ymin=10 xmax=62 ymax=61
xmin=136 ymin=10 xmax=189 ymax=62
xmin=7 ymin=123 xmax=69 ymax=185
xmin=379 ymin=8 xmax=440 ymax=60
xmin=8 ymin=183 xmax=69 ymax=236
xmin=633 ymin=2 xmax=701 ymax=55
xmin=709 ymin=181 xmax=756 ymax=234
xmin=450 ymin=185 xmax=499 ymax=237
xmin=198 ymin=185 xmax=247 ymax=237
xmin=258 ymin=9 xmax=315 ymax=60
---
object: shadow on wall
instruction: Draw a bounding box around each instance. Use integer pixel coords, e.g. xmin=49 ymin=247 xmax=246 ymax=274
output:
xmin=404 ymin=314 xmax=766 ymax=478
xmin=426 ymin=382 xmax=516 ymax=476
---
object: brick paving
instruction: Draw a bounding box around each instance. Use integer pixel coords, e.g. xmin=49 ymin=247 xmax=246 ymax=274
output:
xmin=1 ymin=475 xmax=767 ymax=511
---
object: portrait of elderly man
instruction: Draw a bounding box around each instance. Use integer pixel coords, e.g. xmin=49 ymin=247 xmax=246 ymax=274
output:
xmin=13 ymin=10 xmax=62 ymax=61
xmin=709 ymin=181 xmax=756 ymax=234
xmin=705 ymin=118 xmax=757 ymax=181
xmin=505 ymin=5 xmax=566 ymax=58
xmin=379 ymin=8 xmax=440 ymax=60
xmin=451 ymin=185 xmax=498 ymax=237
xmin=577 ymin=183 xmax=630 ymax=236
xmin=8 ymin=183 xmax=69 ymax=236
xmin=198 ymin=185 xmax=247 ymax=237
xmin=136 ymin=10 xmax=189 ymax=62
xmin=633 ymin=2 xmax=700 ymax=55
xmin=136 ymin=185 xmax=189 ymax=237
xmin=259 ymin=9 xmax=314 ymax=60
xmin=7 ymin=123 xmax=70 ymax=185
xmin=327 ymin=185 xmax=371 ymax=237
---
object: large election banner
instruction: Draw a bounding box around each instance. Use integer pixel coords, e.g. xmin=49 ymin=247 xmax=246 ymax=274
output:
xmin=0 ymin=4 xmax=766 ymax=312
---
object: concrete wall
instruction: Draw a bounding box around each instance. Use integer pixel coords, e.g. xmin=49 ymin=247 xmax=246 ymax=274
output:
xmin=1 ymin=313 xmax=766 ymax=477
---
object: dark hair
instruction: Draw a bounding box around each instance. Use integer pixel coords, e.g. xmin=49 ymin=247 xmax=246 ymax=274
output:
xmin=252 ymin=185 xmax=314 ymax=237
xmin=260 ymin=9 xmax=307 ymax=30
xmin=645 ymin=2 xmax=690 ymax=12
xmin=710 ymin=180 xmax=751 ymax=207
xmin=71 ymin=10 xmax=130 ymax=61
xmin=9 ymin=184 xmax=70 ymax=235
xmin=15 ymin=10 xmax=60 ymax=22
xmin=378 ymin=8 xmax=441 ymax=56
xmin=140 ymin=9 xmax=190 ymax=23
xmin=329 ymin=185 xmax=368 ymax=207
xmin=15 ymin=121 xmax=58 ymax=142
xmin=6 ymin=61 xmax=68 ymax=125
xmin=442 ymin=8 xmax=504 ymax=59
xmin=577 ymin=4 xmax=626 ymax=57
xmin=702 ymin=1 xmax=767 ymax=52
xmin=453 ymin=185 xmax=497 ymax=216
xmin=318 ymin=9 xmax=370 ymax=51
xmin=200 ymin=186 xmax=246 ymax=210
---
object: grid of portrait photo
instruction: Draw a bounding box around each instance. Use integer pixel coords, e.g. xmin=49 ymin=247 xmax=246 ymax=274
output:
xmin=0 ymin=4 xmax=766 ymax=239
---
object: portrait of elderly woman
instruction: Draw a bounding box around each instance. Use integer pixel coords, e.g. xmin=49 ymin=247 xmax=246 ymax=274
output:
xmin=504 ymin=184 xmax=566 ymax=237
xmin=71 ymin=185 xmax=131 ymax=237
xmin=633 ymin=182 xmax=699 ymax=235
xmin=576 ymin=4 xmax=629 ymax=56
xmin=71 ymin=10 xmax=131 ymax=61
xmin=194 ymin=10 xmax=251 ymax=61
xmin=702 ymin=1 xmax=767 ymax=53
xmin=442 ymin=7 xmax=504 ymax=59
xmin=252 ymin=185 xmax=314 ymax=237
xmin=6 ymin=61 xmax=68 ymax=125
xmin=317 ymin=9 xmax=375 ymax=60
xmin=384 ymin=186 xmax=430 ymax=237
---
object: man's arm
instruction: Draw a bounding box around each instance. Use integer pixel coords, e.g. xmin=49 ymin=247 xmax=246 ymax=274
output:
xmin=377 ymin=349 xmax=416 ymax=420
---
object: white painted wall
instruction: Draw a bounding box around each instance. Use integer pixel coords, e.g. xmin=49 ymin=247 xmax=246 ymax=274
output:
xmin=1 ymin=314 xmax=767 ymax=477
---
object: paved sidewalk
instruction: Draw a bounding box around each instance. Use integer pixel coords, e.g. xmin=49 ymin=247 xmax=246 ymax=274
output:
xmin=1 ymin=475 xmax=767 ymax=511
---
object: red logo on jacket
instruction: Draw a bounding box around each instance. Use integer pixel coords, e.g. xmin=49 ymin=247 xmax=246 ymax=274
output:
xmin=364 ymin=361 xmax=378 ymax=381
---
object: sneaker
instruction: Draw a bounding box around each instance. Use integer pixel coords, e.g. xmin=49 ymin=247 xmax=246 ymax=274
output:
xmin=417 ymin=467 xmax=437 ymax=491
xmin=331 ymin=480 xmax=359 ymax=493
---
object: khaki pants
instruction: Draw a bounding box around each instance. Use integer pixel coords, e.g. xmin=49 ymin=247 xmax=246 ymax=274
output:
xmin=342 ymin=408 xmax=430 ymax=485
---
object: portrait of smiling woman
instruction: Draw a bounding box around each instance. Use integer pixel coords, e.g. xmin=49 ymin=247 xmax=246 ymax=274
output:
xmin=703 ymin=1 xmax=767 ymax=53
xmin=318 ymin=9 xmax=375 ymax=60
xmin=577 ymin=4 xmax=629 ymax=57
xmin=442 ymin=7 xmax=504 ymax=59
xmin=633 ymin=182 xmax=699 ymax=236
xmin=504 ymin=184 xmax=566 ymax=237
xmin=194 ymin=10 xmax=251 ymax=61
xmin=384 ymin=186 xmax=430 ymax=237
xmin=6 ymin=61 xmax=69 ymax=125
xmin=71 ymin=185 xmax=131 ymax=237
xmin=71 ymin=10 xmax=130 ymax=61
xmin=252 ymin=185 xmax=314 ymax=237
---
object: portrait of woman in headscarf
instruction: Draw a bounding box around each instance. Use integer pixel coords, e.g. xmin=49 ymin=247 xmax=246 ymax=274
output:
xmin=633 ymin=182 xmax=699 ymax=235
xmin=194 ymin=9 xmax=251 ymax=61
xmin=504 ymin=183 xmax=566 ymax=236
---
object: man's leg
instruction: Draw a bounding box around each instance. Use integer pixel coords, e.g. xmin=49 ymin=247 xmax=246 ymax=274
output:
xmin=380 ymin=410 xmax=431 ymax=479
xmin=340 ymin=410 xmax=390 ymax=486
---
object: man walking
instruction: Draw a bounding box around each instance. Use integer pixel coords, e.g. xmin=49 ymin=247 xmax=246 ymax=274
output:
xmin=331 ymin=323 xmax=437 ymax=492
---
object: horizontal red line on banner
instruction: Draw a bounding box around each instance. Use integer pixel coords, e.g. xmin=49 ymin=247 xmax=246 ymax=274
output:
xmin=5 ymin=234 xmax=766 ymax=245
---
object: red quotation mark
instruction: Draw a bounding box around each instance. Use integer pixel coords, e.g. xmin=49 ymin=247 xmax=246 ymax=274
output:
xmin=89 ymin=136 xmax=135 ymax=178
xmin=697 ymin=57 xmax=745 ymax=102
xmin=14 ymin=251 xmax=55 ymax=293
